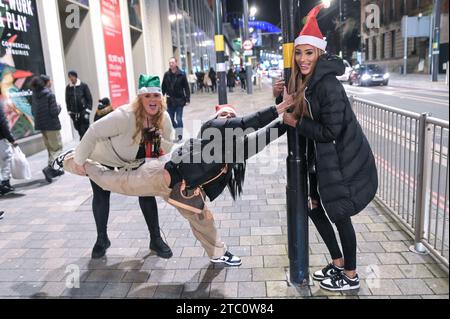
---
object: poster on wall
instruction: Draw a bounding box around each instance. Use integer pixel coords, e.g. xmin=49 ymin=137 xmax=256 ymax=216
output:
xmin=0 ymin=0 xmax=46 ymax=140
xmin=101 ymin=0 xmax=129 ymax=108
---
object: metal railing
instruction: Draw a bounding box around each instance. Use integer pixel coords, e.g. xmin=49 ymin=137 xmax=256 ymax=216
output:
xmin=351 ymin=97 xmax=449 ymax=270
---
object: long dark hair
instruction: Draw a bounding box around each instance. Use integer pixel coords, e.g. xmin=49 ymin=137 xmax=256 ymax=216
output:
xmin=288 ymin=47 xmax=324 ymax=120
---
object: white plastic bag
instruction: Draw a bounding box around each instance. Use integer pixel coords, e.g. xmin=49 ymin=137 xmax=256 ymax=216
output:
xmin=11 ymin=146 xmax=32 ymax=180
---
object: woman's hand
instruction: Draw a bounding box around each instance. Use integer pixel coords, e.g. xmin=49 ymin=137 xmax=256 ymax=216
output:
xmin=73 ymin=163 xmax=87 ymax=176
xmin=283 ymin=112 xmax=299 ymax=128
xmin=275 ymin=87 xmax=294 ymax=114
xmin=273 ymin=80 xmax=284 ymax=98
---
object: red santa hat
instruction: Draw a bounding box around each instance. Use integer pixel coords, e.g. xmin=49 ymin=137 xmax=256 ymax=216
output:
xmin=294 ymin=3 xmax=329 ymax=51
xmin=215 ymin=104 xmax=237 ymax=118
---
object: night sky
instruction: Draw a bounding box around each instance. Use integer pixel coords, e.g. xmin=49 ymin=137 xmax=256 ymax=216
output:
xmin=226 ymin=0 xmax=339 ymax=34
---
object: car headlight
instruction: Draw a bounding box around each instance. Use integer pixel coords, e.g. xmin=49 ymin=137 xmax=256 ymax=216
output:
xmin=361 ymin=74 xmax=371 ymax=81
xmin=383 ymin=73 xmax=390 ymax=79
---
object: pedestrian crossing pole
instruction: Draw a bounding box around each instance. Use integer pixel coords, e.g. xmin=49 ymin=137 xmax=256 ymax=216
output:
xmin=281 ymin=0 xmax=310 ymax=286
xmin=431 ymin=0 xmax=441 ymax=82
xmin=214 ymin=0 xmax=228 ymax=105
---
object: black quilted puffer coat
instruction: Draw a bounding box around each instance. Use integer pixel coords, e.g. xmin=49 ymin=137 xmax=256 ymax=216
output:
xmin=297 ymin=54 xmax=378 ymax=223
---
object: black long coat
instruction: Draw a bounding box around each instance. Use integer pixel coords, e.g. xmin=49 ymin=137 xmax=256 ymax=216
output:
xmin=297 ymin=54 xmax=378 ymax=223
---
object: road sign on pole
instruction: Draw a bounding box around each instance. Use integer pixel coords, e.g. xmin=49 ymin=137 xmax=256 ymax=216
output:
xmin=243 ymin=40 xmax=254 ymax=51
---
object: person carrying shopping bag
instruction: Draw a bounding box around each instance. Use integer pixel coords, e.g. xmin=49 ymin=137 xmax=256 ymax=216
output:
xmin=0 ymin=99 xmax=18 ymax=195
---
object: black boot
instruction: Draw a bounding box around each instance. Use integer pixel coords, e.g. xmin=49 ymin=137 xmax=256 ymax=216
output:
xmin=3 ymin=180 xmax=14 ymax=191
xmin=42 ymin=166 xmax=53 ymax=183
xmin=150 ymin=237 xmax=173 ymax=259
xmin=50 ymin=167 xmax=65 ymax=177
xmin=140 ymin=197 xmax=173 ymax=259
xmin=91 ymin=233 xmax=111 ymax=259
xmin=1 ymin=180 xmax=14 ymax=193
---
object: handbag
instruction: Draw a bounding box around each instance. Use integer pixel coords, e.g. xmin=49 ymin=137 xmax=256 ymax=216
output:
xmin=11 ymin=146 xmax=32 ymax=180
xmin=168 ymin=164 xmax=228 ymax=214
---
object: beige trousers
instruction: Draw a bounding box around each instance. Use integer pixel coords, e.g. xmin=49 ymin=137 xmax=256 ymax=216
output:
xmin=64 ymin=155 xmax=225 ymax=258
xmin=42 ymin=131 xmax=63 ymax=167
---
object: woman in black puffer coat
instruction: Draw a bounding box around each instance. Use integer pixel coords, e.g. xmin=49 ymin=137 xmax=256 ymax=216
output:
xmin=282 ymin=4 xmax=378 ymax=292
xmin=31 ymin=75 xmax=64 ymax=182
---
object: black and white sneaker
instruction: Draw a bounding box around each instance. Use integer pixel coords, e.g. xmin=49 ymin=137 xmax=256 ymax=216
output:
xmin=52 ymin=149 xmax=75 ymax=171
xmin=0 ymin=211 xmax=4 ymax=220
xmin=320 ymin=272 xmax=360 ymax=292
xmin=312 ymin=263 xmax=344 ymax=281
xmin=210 ymin=251 xmax=242 ymax=266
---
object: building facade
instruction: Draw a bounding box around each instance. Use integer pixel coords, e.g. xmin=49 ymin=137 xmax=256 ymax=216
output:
xmin=361 ymin=0 xmax=449 ymax=73
xmin=0 ymin=0 xmax=219 ymax=155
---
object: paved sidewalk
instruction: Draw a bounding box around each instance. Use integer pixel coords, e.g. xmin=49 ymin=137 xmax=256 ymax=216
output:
xmin=0 ymin=83 xmax=448 ymax=299
xmin=389 ymin=74 xmax=448 ymax=91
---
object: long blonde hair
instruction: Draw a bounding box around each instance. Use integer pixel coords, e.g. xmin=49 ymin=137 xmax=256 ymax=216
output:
xmin=288 ymin=47 xmax=324 ymax=120
xmin=132 ymin=95 xmax=167 ymax=143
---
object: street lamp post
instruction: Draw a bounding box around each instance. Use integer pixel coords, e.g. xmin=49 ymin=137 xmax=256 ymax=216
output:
xmin=243 ymin=0 xmax=254 ymax=94
xmin=214 ymin=0 xmax=228 ymax=104
xmin=280 ymin=0 xmax=310 ymax=286
xmin=431 ymin=0 xmax=441 ymax=82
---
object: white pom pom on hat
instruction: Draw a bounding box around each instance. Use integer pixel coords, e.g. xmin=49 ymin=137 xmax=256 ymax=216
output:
xmin=215 ymin=104 xmax=237 ymax=118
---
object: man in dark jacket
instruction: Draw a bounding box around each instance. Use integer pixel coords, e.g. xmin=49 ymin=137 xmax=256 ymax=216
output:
xmin=65 ymin=70 xmax=93 ymax=140
xmin=209 ymin=68 xmax=217 ymax=93
xmin=162 ymin=57 xmax=190 ymax=141
xmin=31 ymin=75 xmax=63 ymax=183
xmin=0 ymin=100 xmax=18 ymax=195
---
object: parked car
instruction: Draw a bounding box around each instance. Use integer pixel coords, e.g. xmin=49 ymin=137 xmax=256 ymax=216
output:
xmin=349 ymin=64 xmax=390 ymax=86
xmin=336 ymin=59 xmax=352 ymax=82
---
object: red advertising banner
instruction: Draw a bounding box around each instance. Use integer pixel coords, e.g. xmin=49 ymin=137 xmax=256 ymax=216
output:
xmin=100 ymin=0 xmax=129 ymax=108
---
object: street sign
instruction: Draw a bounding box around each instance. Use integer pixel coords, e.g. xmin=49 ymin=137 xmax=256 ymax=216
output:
xmin=244 ymin=50 xmax=253 ymax=56
xmin=243 ymin=40 xmax=254 ymax=51
xmin=402 ymin=16 xmax=431 ymax=38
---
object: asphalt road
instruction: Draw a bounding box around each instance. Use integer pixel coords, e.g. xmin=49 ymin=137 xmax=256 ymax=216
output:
xmin=343 ymin=82 xmax=449 ymax=121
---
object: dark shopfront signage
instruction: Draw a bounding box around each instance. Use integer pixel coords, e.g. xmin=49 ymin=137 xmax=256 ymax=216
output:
xmin=0 ymin=0 xmax=46 ymax=140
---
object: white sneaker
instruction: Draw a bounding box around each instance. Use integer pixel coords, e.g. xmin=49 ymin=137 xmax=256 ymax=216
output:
xmin=320 ymin=272 xmax=360 ymax=291
xmin=210 ymin=251 xmax=242 ymax=266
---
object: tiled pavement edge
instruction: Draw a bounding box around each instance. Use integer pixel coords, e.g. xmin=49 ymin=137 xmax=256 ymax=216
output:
xmin=0 ymin=81 xmax=448 ymax=299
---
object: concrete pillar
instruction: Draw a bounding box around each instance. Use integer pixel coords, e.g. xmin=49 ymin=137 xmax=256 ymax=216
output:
xmin=36 ymin=0 xmax=73 ymax=143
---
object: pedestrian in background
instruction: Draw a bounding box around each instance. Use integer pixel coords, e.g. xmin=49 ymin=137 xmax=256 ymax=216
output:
xmin=227 ymin=69 xmax=236 ymax=93
xmin=196 ymin=70 xmax=205 ymax=93
xmin=203 ymin=72 xmax=211 ymax=93
xmin=65 ymin=70 xmax=93 ymax=140
xmin=31 ymin=75 xmax=64 ymax=183
xmin=239 ymin=68 xmax=247 ymax=91
xmin=0 ymin=99 xmax=18 ymax=195
xmin=94 ymin=97 xmax=114 ymax=122
xmin=188 ymin=71 xmax=197 ymax=94
xmin=162 ymin=57 xmax=190 ymax=141
xmin=209 ymin=67 xmax=217 ymax=93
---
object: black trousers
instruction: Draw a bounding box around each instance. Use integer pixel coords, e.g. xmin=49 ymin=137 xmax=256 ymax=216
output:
xmin=309 ymin=174 xmax=357 ymax=271
xmin=71 ymin=116 xmax=89 ymax=140
xmin=90 ymin=180 xmax=162 ymax=239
